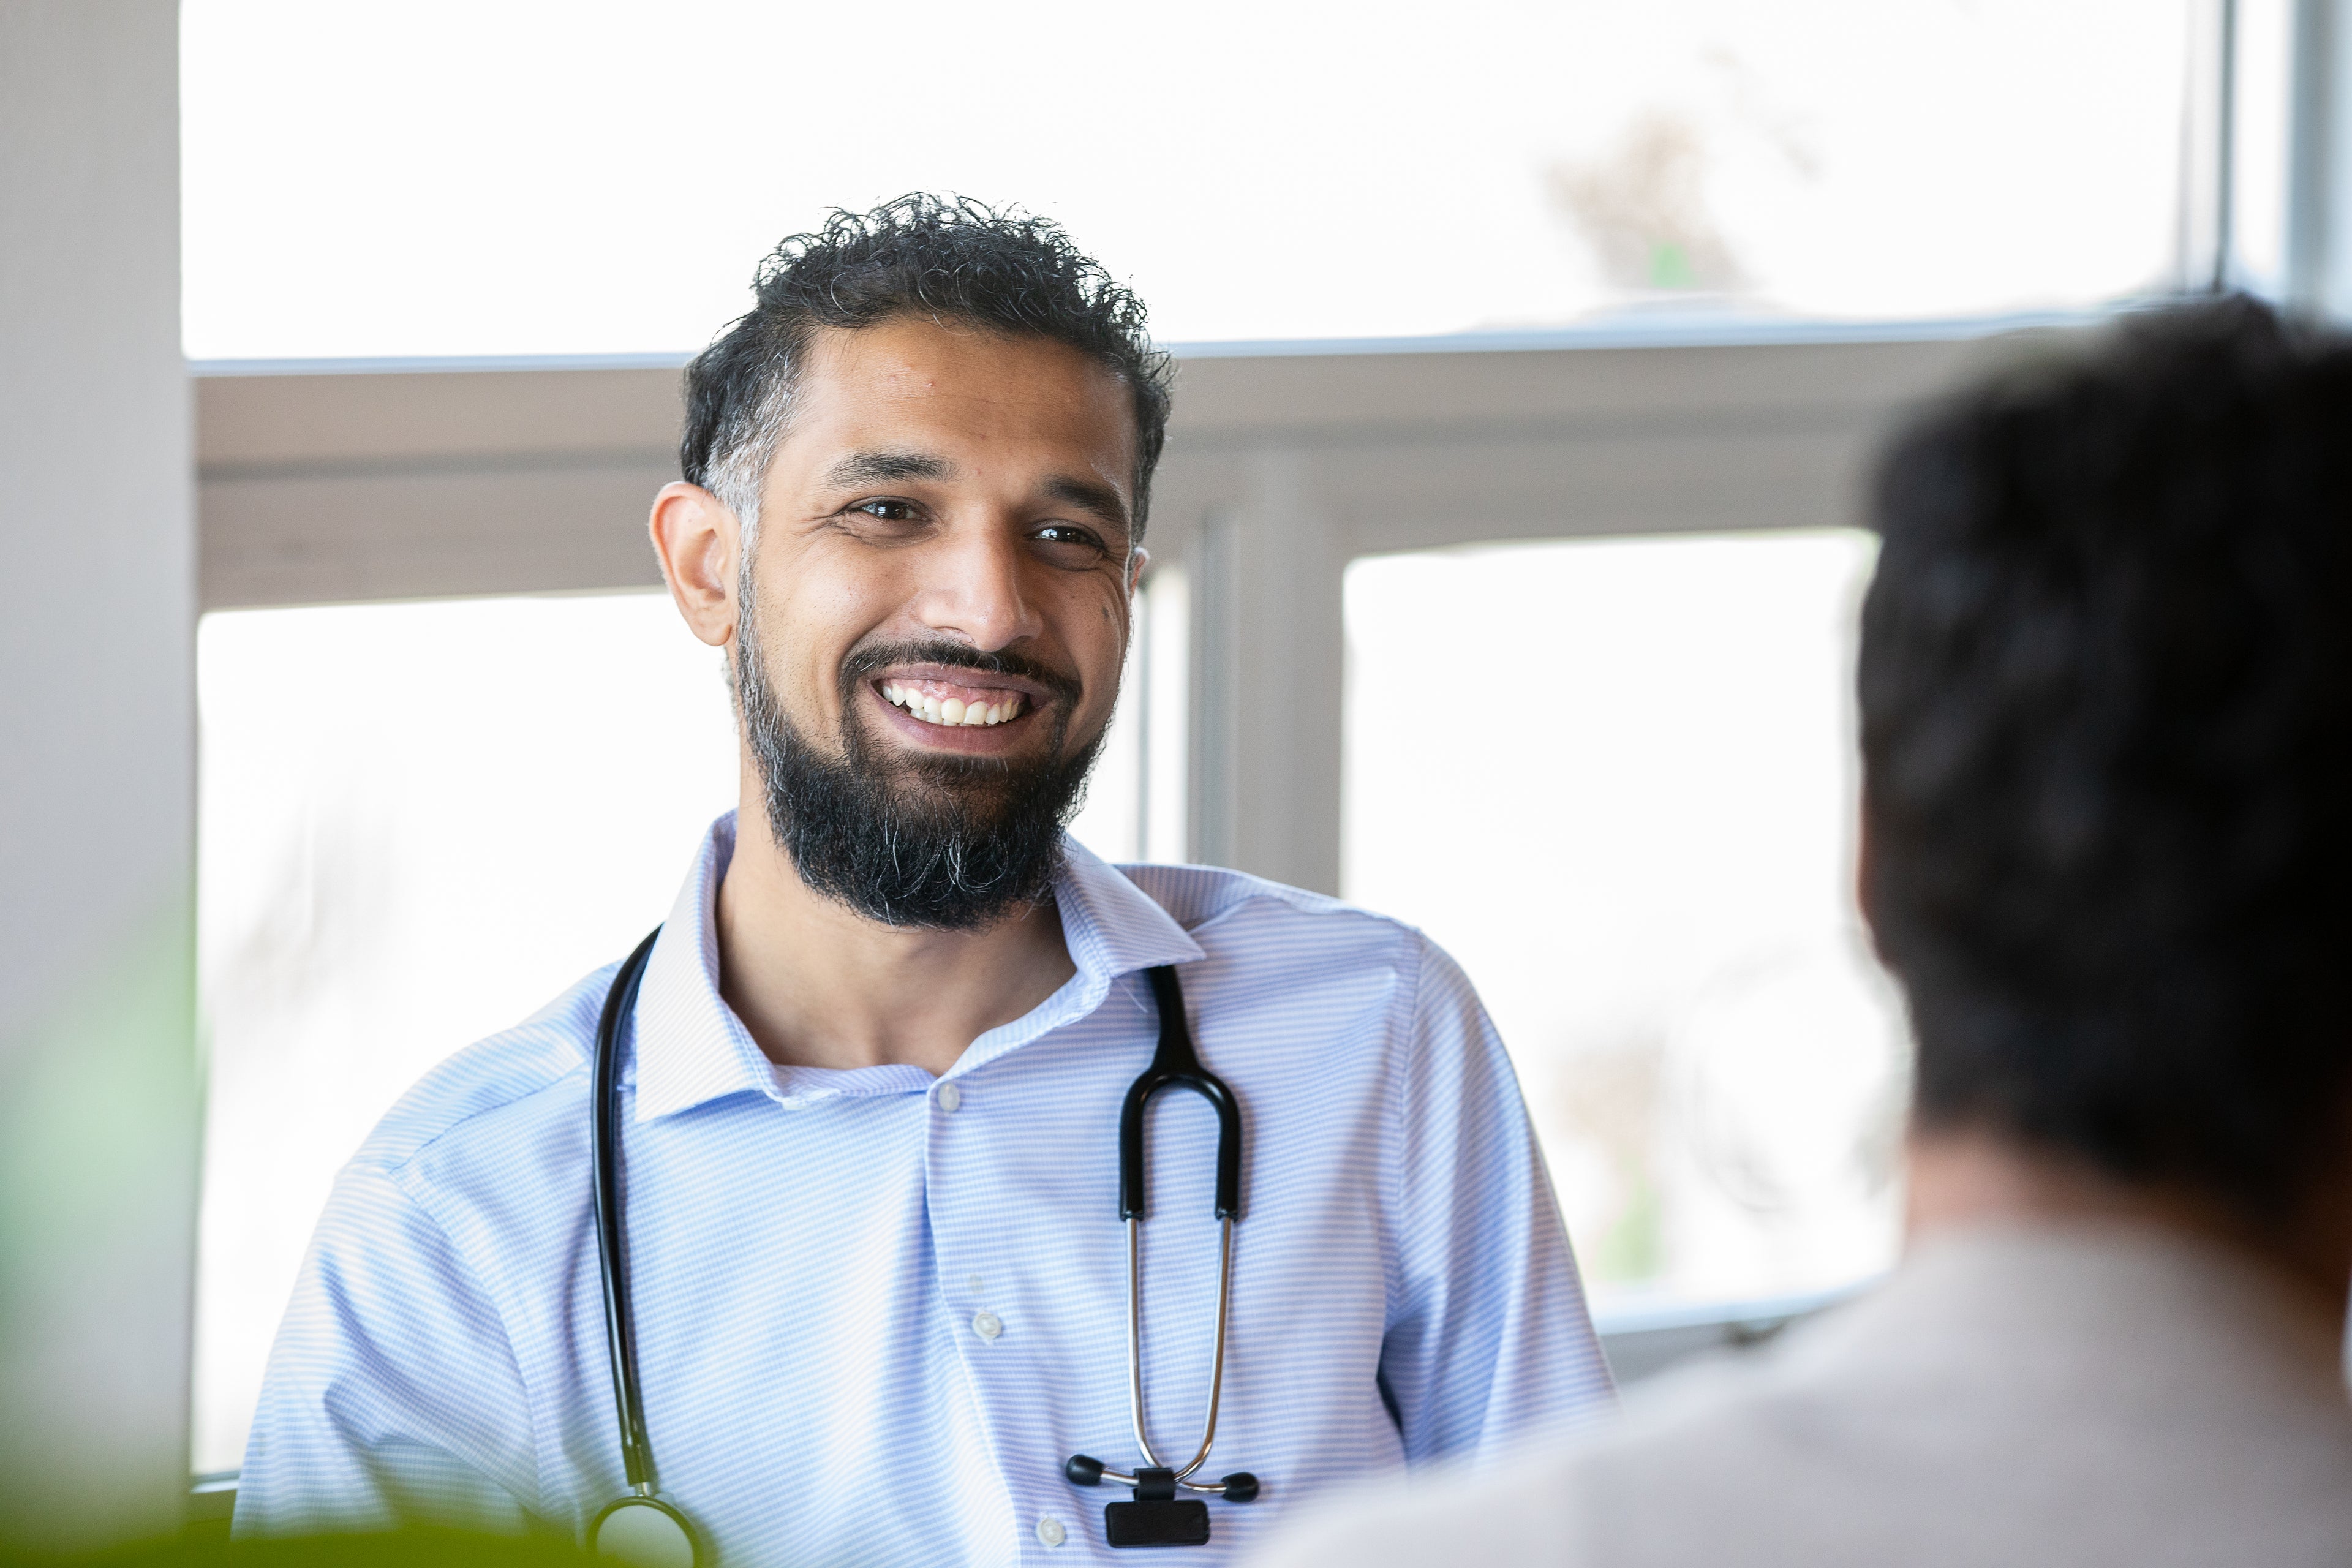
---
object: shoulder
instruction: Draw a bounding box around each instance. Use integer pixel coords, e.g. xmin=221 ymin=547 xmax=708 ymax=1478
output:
xmin=1254 ymin=1442 xmax=1593 ymax=1568
xmin=345 ymin=961 xmax=615 ymax=1183
xmin=1114 ymin=861 xmax=1436 ymax=970
xmin=1107 ymin=863 xmax=1510 ymax=1055
xmin=1561 ymin=1345 xmax=1833 ymax=1491
xmin=1257 ymin=1355 xmax=1823 ymax=1568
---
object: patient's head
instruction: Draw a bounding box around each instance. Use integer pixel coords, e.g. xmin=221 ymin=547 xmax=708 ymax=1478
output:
xmin=1860 ymin=296 xmax=2352 ymax=1233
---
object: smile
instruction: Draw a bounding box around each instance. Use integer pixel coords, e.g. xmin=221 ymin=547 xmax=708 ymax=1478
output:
xmin=880 ymin=679 xmax=1028 ymax=728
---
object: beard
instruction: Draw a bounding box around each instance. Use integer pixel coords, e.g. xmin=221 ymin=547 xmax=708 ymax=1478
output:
xmin=734 ymin=613 xmax=1102 ymax=931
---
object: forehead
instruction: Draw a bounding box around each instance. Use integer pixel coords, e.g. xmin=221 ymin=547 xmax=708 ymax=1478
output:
xmin=782 ymin=317 xmax=1137 ymax=470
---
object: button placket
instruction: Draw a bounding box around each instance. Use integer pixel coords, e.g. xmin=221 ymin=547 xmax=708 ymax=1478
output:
xmin=933 ymin=1075 xmax=1006 ymax=1354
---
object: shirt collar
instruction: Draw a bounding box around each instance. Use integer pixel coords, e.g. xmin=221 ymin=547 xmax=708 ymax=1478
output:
xmin=1051 ymin=834 xmax=1208 ymax=980
xmin=628 ymin=812 xmax=774 ymax=1121
xmin=630 ymin=812 xmax=1205 ymax=1122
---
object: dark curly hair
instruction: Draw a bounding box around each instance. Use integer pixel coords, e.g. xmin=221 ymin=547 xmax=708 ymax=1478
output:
xmin=1860 ymin=295 xmax=2352 ymax=1226
xmin=679 ymin=194 xmax=1174 ymax=538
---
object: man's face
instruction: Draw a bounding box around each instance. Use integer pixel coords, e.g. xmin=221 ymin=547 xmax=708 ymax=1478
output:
xmin=733 ymin=317 xmax=1143 ymax=925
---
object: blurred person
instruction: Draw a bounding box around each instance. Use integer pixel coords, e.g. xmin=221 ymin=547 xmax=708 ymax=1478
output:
xmin=232 ymin=197 xmax=1612 ymax=1564
xmin=1251 ymin=296 xmax=2352 ymax=1568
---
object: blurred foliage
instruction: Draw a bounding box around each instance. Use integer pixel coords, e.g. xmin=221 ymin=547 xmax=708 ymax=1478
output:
xmin=0 ymin=1529 xmax=590 ymax=1567
xmin=1547 ymin=110 xmax=1746 ymax=295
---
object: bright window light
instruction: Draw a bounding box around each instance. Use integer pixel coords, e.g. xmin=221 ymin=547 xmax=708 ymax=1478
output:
xmin=184 ymin=0 xmax=2196 ymax=359
xmin=192 ymin=590 xmax=1149 ymax=1471
xmin=1343 ymin=532 xmax=1903 ymax=1317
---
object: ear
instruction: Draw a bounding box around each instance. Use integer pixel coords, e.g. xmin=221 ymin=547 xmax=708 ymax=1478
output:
xmin=1126 ymin=545 xmax=1150 ymax=598
xmin=650 ymin=481 xmax=740 ymax=649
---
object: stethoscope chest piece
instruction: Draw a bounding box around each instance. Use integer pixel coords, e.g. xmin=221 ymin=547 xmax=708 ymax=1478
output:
xmin=1102 ymin=1469 xmax=1210 ymax=1548
xmin=590 ymin=1494 xmax=699 ymax=1568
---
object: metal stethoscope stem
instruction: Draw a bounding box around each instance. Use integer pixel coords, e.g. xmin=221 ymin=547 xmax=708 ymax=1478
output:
xmin=1096 ymin=1213 xmax=1237 ymax=1494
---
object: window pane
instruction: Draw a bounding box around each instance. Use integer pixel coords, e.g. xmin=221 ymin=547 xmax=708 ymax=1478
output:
xmin=1343 ymin=533 xmax=1904 ymax=1317
xmin=194 ymin=592 xmax=1152 ymax=1469
xmin=185 ymin=0 xmax=2195 ymax=359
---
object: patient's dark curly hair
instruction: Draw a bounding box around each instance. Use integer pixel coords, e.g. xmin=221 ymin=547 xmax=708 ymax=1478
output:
xmin=1860 ymin=295 xmax=2352 ymax=1226
xmin=679 ymin=194 xmax=1173 ymax=538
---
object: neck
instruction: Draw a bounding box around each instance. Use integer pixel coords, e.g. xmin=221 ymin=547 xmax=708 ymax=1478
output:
xmin=715 ymin=767 xmax=1077 ymax=1077
xmin=1905 ymin=1125 xmax=2352 ymax=1333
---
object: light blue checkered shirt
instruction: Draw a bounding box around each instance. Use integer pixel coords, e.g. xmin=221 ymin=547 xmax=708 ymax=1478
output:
xmin=235 ymin=812 xmax=1613 ymax=1563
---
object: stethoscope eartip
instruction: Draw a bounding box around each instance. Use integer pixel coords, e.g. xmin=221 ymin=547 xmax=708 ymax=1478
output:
xmin=1065 ymin=1454 xmax=1107 ymax=1487
xmin=1219 ymin=1472 xmax=1260 ymax=1504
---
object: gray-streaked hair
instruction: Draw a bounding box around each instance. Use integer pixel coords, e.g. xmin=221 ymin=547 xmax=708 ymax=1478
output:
xmin=679 ymin=194 xmax=1174 ymax=545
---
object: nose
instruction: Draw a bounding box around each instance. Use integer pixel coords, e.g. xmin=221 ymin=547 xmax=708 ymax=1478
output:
xmin=907 ymin=519 xmax=1044 ymax=653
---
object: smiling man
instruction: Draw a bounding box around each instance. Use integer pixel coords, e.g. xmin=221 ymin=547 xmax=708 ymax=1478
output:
xmin=232 ymin=197 xmax=1612 ymax=1565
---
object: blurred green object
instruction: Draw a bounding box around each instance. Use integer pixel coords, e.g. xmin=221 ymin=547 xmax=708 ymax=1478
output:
xmin=1 ymin=1528 xmax=591 ymax=1566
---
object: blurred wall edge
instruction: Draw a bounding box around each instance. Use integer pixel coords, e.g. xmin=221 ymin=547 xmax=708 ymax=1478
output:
xmin=0 ymin=0 xmax=198 ymax=1548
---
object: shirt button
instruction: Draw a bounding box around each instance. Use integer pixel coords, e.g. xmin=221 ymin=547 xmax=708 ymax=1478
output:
xmin=1035 ymin=1515 xmax=1067 ymax=1549
xmin=935 ymin=1082 xmax=962 ymax=1113
xmin=972 ymin=1310 xmax=1003 ymax=1341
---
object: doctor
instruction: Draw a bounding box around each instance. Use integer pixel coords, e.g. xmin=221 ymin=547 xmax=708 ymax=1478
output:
xmin=235 ymin=195 xmax=1613 ymax=1564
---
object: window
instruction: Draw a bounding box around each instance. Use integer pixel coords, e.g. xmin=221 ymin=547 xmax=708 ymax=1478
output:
xmin=1343 ymin=532 xmax=1904 ymax=1314
xmin=184 ymin=0 xmax=2206 ymax=359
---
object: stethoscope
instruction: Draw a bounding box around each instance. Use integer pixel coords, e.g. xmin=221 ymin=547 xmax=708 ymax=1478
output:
xmin=584 ymin=929 xmax=1260 ymax=1566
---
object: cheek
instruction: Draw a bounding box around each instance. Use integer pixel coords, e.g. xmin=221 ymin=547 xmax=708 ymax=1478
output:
xmin=760 ymin=549 xmax=906 ymax=710
xmin=1071 ymin=583 xmax=1136 ymax=722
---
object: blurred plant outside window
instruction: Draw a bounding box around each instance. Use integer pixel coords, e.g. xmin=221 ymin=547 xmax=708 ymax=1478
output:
xmin=193 ymin=587 xmax=1169 ymax=1473
xmin=1343 ymin=532 xmax=1904 ymax=1317
xmin=183 ymin=0 xmax=2212 ymax=359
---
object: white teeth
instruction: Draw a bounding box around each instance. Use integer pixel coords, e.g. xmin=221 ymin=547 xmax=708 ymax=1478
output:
xmin=881 ymin=684 xmax=1025 ymax=727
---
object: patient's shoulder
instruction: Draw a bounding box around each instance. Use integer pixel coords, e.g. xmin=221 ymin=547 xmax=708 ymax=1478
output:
xmin=1251 ymin=1442 xmax=1594 ymax=1568
xmin=1251 ymin=1348 xmax=1869 ymax=1568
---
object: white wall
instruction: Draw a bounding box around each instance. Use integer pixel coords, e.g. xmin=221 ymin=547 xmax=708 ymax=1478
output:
xmin=0 ymin=0 xmax=197 ymax=1545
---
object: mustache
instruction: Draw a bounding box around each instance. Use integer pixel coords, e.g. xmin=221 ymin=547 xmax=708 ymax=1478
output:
xmin=838 ymin=639 xmax=1084 ymax=706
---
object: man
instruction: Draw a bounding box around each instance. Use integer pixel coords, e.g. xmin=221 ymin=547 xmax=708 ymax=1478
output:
xmin=233 ymin=197 xmax=1613 ymax=1563
xmin=1254 ymin=298 xmax=2352 ymax=1568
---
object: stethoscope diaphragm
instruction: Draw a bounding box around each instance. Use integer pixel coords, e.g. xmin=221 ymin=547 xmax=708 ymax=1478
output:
xmin=590 ymin=1493 xmax=699 ymax=1567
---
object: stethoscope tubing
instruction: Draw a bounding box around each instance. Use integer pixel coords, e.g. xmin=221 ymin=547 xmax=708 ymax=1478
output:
xmin=592 ymin=925 xmax=665 ymax=1499
xmin=1095 ymin=963 xmax=1249 ymax=1496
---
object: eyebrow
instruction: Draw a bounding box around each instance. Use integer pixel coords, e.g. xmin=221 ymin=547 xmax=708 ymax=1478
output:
xmin=823 ymin=450 xmax=954 ymax=488
xmin=1043 ymin=473 xmax=1132 ymax=530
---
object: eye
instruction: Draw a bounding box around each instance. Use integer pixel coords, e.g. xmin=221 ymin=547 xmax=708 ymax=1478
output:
xmin=1031 ymin=522 xmax=1111 ymax=568
xmin=854 ymin=499 xmax=921 ymax=524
